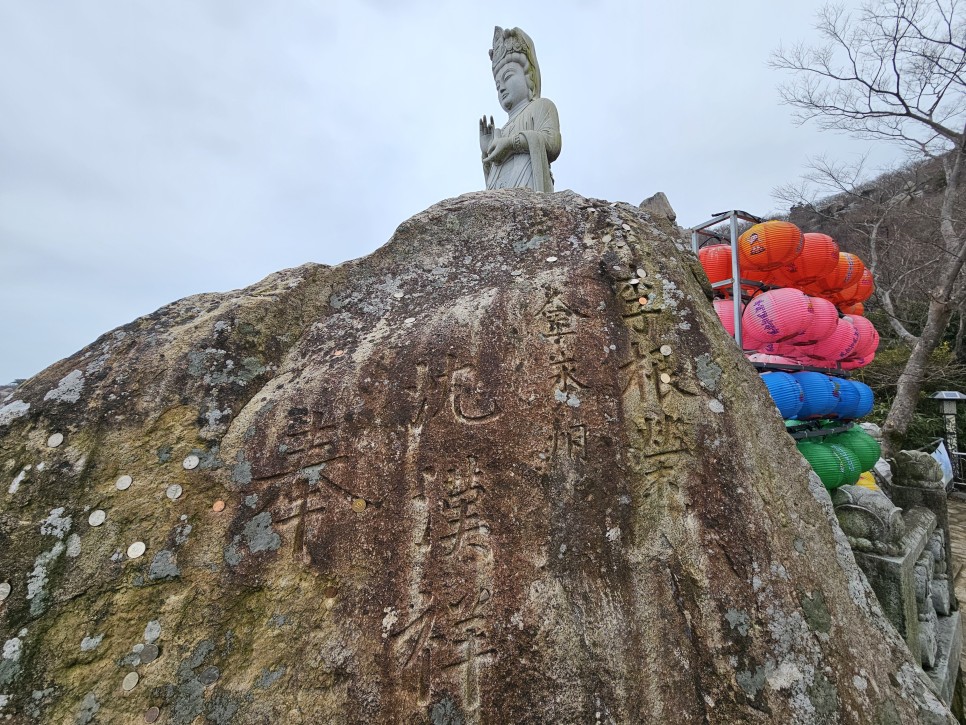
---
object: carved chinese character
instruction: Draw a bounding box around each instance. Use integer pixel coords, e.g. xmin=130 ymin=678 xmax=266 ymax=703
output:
xmin=440 ymin=457 xmax=489 ymax=557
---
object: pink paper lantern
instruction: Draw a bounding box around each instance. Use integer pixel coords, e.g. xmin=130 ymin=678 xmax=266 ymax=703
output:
xmin=747 ymin=353 xmax=799 ymax=365
xmin=798 ymin=296 xmax=839 ymax=344
xmin=741 ymin=288 xmax=814 ymax=342
xmin=845 ymin=315 xmax=880 ymax=359
xmin=840 ymin=354 xmax=875 ymax=370
xmin=713 ymin=298 xmax=743 ymax=336
xmin=811 ymin=317 xmax=861 ymax=361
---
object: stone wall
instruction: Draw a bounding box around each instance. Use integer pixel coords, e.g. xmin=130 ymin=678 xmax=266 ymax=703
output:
xmin=833 ymin=450 xmax=962 ymax=705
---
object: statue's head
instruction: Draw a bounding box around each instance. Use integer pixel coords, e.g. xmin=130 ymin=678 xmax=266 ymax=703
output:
xmin=490 ymin=26 xmax=541 ymax=108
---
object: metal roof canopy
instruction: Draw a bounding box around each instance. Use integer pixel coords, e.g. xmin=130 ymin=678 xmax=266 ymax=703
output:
xmin=931 ymin=391 xmax=966 ymax=400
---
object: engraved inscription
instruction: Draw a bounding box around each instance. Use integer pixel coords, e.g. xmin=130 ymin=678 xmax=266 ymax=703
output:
xmin=551 ymin=423 xmax=587 ymax=461
xmin=403 ymin=355 xmax=501 ymax=426
xmin=440 ymin=457 xmax=490 ymax=558
xmin=442 ymin=589 xmax=497 ymax=710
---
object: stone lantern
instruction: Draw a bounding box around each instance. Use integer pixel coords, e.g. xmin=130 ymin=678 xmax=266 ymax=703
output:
xmin=930 ymin=390 xmax=966 ymax=482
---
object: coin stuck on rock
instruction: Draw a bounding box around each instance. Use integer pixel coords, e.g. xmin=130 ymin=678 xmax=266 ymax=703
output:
xmin=116 ymin=475 xmax=133 ymax=491
xmin=140 ymin=643 xmax=160 ymax=664
xmin=0 ymin=582 xmax=10 ymax=602
xmin=47 ymin=433 xmax=64 ymax=448
xmin=182 ymin=455 xmax=200 ymax=470
xmin=212 ymin=500 xmax=225 ymax=513
xmin=88 ymin=510 xmax=106 ymax=527
xmin=351 ymin=498 xmax=367 ymax=513
xmin=122 ymin=671 xmax=139 ymax=691
xmin=166 ymin=484 xmax=183 ymax=500
xmin=127 ymin=542 xmax=146 ymax=559
xmin=144 ymin=707 xmax=161 ymax=723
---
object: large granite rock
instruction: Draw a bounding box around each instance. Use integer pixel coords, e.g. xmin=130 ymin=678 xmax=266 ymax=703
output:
xmin=0 ymin=190 xmax=955 ymax=723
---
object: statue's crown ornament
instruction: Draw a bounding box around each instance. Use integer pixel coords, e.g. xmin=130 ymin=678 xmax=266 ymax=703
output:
xmin=489 ymin=26 xmax=541 ymax=98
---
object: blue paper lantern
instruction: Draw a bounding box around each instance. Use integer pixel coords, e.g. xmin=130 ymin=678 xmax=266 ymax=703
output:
xmin=852 ymin=381 xmax=875 ymax=419
xmin=761 ymin=372 xmax=805 ymax=419
xmin=792 ymin=372 xmax=839 ymax=418
xmin=834 ymin=379 xmax=861 ymax=419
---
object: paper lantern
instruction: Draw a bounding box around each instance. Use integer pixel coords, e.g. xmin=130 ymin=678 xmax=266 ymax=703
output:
xmin=811 ymin=317 xmax=860 ymax=361
xmin=828 ymin=443 xmax=862 ymax=485
xmin=798 ymin=441 xmax=844 ymax=489
xmin=779 ymin=233 xmax=840 ymax=286
xmin=833 ymin=379 xmax=861 ymax=419
xmin=739 ymin=267 xmax=780 ymax=296
xmin=799 ymin=353 xmax=834 ymax=367
xmin=713 ymin=298 xmax=743 ymax=336
xmin=840 ymin=353 xmax=875 ymax=370
xmin=759 ymin=341 xmax=795 ymax=356
xmin=852 ymin=381 xmax=875 ymax=418
xmin=795 ymin=296 xmax=839 ymax=344
xmin=747 ymin=353 xmax=799 ymax=365
xmin=761 ymin=372 xmax=805 ymax=419
xmin=852 ymin=269 xmax=875 ymax=303
xmin=845 ymin=315 xmax=879 ymax=359
xmin=699 ymin=244 xmax=733 ymax=285
xmin=838 ymin=301 xmax=864 ymax=316
xmin=741 ymin=335 xmax=765 ymax=352
xmin=835 ymin=268 xmax=875 ymax=306
xmin=853 ymin=269 xmax=875 ymax=302
xmin=738 ymin=221 xmax=804 ymax=271
xmin=741 ymin=288 xmax=814 ymax=342
xmin=740 ymin=317 xmax=769 ymax=350
xmin=828 ymin=428 xmax=881 ymax=471
xmin=812 ymin=252 xmax=866 ymax=297
xmin=793 ymin=372 xmax=839 ymax=417
xmin=855 ymin=471 xmax=879 ymax=490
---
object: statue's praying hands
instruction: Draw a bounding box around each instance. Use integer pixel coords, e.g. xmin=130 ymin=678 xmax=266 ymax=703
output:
xmin=479 ymin=115 xmax=495 ymax=156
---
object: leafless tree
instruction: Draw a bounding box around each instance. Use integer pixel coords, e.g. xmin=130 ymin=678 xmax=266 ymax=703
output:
xmin=772 ymin=0 xmax=966 ymax=455
xmin=775 ymin=156 xmax=947 ymax=343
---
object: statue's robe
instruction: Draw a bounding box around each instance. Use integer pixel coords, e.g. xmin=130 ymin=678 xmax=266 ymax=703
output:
xmin=484 ymin=97 xmax=561 ymax=192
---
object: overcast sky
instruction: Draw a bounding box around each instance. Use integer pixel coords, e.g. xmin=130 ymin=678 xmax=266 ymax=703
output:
xmin=0 ymin=0 xmax=908 ymax=383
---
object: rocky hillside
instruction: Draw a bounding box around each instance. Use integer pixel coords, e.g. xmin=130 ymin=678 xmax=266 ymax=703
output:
xmin=0 ymin=190 xmax=955 ymax=723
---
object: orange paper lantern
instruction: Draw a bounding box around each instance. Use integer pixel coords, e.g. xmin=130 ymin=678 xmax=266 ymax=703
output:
xmin=838 ymin=301 xmax=865 ymax=316
xmin=698 ymin=244 xmax=732 ymax=286
xmin=778 ymin=232 xmax=840 ymax=286
xmin=737 ymin=221 xmax=804 ymax=271
xmin=813 ymin=252 xmax=866 ymax=297
xmin=838 ymin=268 xmax=874 ymax=305
xmin=739 ymin=266 xmax=781 ymax=296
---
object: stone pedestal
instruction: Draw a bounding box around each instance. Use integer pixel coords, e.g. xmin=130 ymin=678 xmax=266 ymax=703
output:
xmin=851 ymin=507 xmax=936 ymax=662
xmin=890 ymin=482 xmax=958 ymax=611
xmin=930 ymin=610 xmax=963 ymax=705
xmin=838 ymin=480 xmax=963 ymax=707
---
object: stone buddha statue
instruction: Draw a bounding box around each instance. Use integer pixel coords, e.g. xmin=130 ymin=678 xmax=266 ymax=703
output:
xmin=480 ymin=27 xmax=561 ymax=192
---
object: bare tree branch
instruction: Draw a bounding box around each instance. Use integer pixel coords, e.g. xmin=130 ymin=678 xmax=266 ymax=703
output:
xmin=772 ymin=1 xmax=966 ymax=452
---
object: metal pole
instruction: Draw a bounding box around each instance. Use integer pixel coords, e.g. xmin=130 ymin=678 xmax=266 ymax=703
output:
xmin=691 ymin=228 xmax=699 ymax=255
xmin=729 ymin=212 xmax=743 ymax=348
xmin=943 ymin=407 xmax=960 ymax=481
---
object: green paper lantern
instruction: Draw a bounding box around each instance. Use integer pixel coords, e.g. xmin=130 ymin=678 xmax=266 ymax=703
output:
xmin=797 ymin=441 xmax=844 ymax=489
xmin=827 ymin=428 xmax=881 ymax=472
xmin=827 ymin=443 xmax=862 ymax=485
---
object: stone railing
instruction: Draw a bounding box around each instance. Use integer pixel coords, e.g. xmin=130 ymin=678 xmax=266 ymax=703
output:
xmin=831 ymin=447 xmax=961 ymax=705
